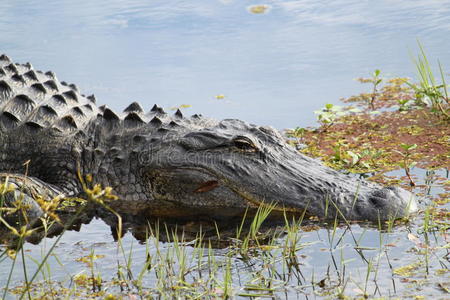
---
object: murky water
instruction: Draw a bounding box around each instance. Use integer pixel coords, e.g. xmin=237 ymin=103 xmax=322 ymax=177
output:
xmin=1 ymin=1 xmax=449 ymax=298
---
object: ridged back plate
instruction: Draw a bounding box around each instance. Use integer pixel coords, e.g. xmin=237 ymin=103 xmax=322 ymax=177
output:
xmin=0 ymin=55 xmax=99 ymax=134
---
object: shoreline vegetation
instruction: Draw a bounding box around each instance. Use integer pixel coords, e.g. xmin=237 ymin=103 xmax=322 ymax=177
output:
xmin=0 ymin=47 xmax=449 ymax=299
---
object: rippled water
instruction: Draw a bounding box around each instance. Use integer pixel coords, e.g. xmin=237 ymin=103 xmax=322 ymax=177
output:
xmin=1 ymin=0 xmax=450 ymax=128
xmin=1 ymin=1 xmax=449 ymax=298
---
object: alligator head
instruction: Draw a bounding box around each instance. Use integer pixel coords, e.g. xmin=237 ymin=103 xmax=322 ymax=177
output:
xmin=104 ymin=116 xmax=417 ymax=222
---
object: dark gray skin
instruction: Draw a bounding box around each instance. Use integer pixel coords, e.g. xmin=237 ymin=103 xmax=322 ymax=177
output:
xmin=0 ymin=54 xmax=418 ymax=222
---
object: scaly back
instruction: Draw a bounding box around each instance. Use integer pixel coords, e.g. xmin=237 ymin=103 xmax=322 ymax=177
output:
xmin=0 ymin=54 xmax=99 ymax=134
xmin=0 ymin=54 xmax=216 ymax=193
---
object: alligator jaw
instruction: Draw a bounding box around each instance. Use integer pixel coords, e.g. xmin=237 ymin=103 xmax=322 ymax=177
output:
xmin=141 ymin=164 xmax=418 ymax=222
xmin=143 ymin=167 xmax=310 ymax=218
xmin=143 ymin=167 xmax=260 ymax=218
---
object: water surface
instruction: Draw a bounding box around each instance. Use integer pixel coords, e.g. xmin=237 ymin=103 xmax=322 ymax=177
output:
xmin=1 ymin=0 xmax=450 ymax=128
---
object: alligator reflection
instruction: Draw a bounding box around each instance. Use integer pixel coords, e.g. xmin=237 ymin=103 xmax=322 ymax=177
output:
xmin=1 ymin=206 xmax=291 ymax=250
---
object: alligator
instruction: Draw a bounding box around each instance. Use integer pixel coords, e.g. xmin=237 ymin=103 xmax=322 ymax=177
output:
xmin=0 ymin=54 xmax=418 ymax=223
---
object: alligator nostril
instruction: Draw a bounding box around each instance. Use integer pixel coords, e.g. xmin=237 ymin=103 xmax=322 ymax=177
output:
xmin=369 ymin=196 xmax=385 ymax=209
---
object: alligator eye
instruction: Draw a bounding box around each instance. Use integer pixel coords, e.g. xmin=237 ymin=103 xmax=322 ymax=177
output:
xmin=232 ymin=137 xmax=258 ymax=152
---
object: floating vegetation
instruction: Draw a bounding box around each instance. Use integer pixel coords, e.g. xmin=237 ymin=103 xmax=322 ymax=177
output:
xmin=247 ymin=5 xmax=271 ymax=15
xmin=287 ymin=70 xmax=449 ymax=182
xmin=169 ymin=104 xmax=191 ymax=110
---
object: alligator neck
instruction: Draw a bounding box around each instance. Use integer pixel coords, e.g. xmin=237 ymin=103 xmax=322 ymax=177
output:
xmin=79 ymin=116 xmax=149 ymax=198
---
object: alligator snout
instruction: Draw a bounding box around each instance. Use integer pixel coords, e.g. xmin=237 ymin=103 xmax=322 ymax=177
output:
xmin=357 ymin=186 xmax=417 ymax=221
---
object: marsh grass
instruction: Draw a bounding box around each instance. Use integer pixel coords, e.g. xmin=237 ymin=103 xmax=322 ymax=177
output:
xmin=408 ymin=42 xmax=450 ymax=119
xmin=0 ymin=163 xmax=448 ymax=299
xmin=0 ymin=168 xmax=448 ymax=299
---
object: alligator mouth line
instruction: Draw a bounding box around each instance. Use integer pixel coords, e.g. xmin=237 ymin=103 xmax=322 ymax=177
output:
xmin=168 ymin=166 xmax=307 ymax=214
xmin=225 ymin=184 xmax=308 ymax=214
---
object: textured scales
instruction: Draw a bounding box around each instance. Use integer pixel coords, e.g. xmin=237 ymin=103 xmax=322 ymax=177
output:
xmin=0 ymin=54 xmax=418 ymax=222
xmin=0 ymin=54 xmax=214 ymax=199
